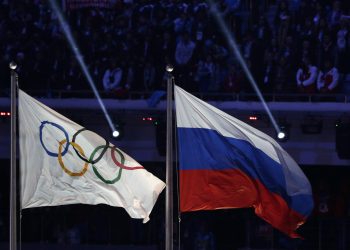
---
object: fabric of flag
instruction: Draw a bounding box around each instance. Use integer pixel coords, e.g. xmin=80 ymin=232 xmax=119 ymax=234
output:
xmin=19 ymin=89 xmax=165 ymax=222
xmin=174 ymin=85 xmax=313 ymax=238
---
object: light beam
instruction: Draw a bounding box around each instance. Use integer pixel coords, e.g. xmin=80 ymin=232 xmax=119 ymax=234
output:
xmin=207 ymin=0 xmax=282 ymax=134
xmin=49 ymin=0 xmax=116 ymax=133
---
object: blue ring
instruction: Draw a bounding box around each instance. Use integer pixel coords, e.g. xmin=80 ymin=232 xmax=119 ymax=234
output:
xmin=39 ymin=121 xmax=69 ymax=157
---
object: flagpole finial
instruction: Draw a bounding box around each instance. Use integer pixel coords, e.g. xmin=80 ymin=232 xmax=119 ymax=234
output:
xmin=165 ymin=64 xmax=174 ymax=73
xmin=9 ymin=61 xmax=17 ymax=70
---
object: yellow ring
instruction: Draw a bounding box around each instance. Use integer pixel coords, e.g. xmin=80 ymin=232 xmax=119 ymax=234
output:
xmin=58 ymin=139 xmax=88 ymax=176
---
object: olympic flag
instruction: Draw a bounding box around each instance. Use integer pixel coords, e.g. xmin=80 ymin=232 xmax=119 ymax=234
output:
xmin=19 ymin=89 xmax=165 ymax=222
xmin=175 ymin=85 xmax=313 ymax=237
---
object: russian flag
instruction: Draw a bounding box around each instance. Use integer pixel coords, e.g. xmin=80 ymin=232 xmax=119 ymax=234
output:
xmin=174 ymin=85 xmax=313 ymax=238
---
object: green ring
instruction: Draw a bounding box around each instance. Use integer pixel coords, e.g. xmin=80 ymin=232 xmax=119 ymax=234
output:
xmin=89 ymin=145 xmax=123 ymax=184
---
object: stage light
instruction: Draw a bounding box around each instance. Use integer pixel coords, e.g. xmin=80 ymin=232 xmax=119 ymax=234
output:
xmin=248 ymin=115 xmax=258 ymax=121
xmin=142 ymin=116 xmax=159 ymax=126
xmin=276 ymin=120 xmax=290 ymax=142
xmin=112 ymin=130 xmax=120 ymax=138
xmin=111 ymin=121 xmax=124 ymax=140
xmin=165 ymin=64 xmax=174 ymax=73
xmin=277 ymin=131 xmax=286 ymax=139
xmin=9 ymin=61 xmax=17 ymax=70
xmin=142 ymin=117 xmax=154 ymax=121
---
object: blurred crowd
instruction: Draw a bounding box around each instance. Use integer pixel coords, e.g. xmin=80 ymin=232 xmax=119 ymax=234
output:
xmin=1 ymin=0 xmax=350 ymax=97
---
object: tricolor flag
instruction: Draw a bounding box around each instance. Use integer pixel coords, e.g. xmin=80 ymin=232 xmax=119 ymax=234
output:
xmin=175 ymin=85 xmax=313 ymax=237
xmin=19 ymin=89 xmax=165 ymax=222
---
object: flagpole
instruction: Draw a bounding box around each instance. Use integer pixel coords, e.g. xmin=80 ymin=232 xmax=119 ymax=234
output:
xmin=165 ymin=64 xmax=174 ymax=250
xmin=9 ymin=61 xmax=18 ymax=250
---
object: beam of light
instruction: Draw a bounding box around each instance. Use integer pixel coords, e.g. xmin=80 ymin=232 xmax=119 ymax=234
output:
xmin=49 ymin=0 xmax=116 ymax=133
xmin=207 ymin=0 xmax=281 ymax=134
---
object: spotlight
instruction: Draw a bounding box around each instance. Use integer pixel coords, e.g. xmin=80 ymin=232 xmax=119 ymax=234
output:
xmin=112 ymin=130 xmax=120 ymax=138
xmin=276 ymin=120 xmax=290 ymax=142
xmin=165 ymin=64 xmax=174 ymax=73
xmin=111 ymin=121 xmax=124 ymax=140
xmin=277 ymin=131 xmax=286 ymax=140
xmin=9 ymin=61 xmax=17 ymax=70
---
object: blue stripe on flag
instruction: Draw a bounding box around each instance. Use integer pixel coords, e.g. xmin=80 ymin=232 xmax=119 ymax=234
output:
xmin=177 ymin=127 xmax=313 ymax=217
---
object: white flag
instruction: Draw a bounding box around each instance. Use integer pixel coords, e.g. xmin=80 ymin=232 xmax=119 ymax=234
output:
xmin=19 ymin=89 xmax=165 ymax=222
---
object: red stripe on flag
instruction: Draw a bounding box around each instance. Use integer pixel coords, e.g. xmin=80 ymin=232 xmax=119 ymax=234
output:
xmin=180 ymin=169 xmax=307 ymax=238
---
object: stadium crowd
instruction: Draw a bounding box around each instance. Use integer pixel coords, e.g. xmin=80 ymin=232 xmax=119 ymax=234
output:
xmin=1 ymin=2 xmax=350 ymax=249
xmin=0 ymin=0 xmax=350 ymax=97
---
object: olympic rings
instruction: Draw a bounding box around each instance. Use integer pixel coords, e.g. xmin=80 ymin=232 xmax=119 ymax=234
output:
xmin=90 ymin=145 xmax=123 ymax=184
xmin=40 ymin=121 xmax=69 ymax=157
xmin=72 ymin=128 xmax=109 ymax=164
xmin=58 ymin=139 xmax=89 ymax=176
xmin=39 ymin=121 xmax=144 ymax=184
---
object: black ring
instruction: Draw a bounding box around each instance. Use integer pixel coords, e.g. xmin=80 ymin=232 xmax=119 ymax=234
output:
xmin=72 ymin=128 xmax=109 ymax=164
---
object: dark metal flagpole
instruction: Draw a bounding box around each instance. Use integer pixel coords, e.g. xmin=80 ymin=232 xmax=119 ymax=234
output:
xmin=165 ymin=64 xmax=174 ymax=250
xmin=9 ymin=61 xmax=18 ymax=250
